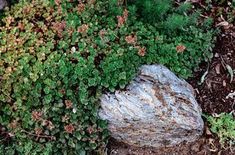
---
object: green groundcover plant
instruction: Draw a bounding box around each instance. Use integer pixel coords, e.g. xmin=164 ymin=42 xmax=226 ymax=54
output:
xmin=0 ymin=0 xmax=215 ymax=154
xmin=206 ymin=113 xmax=235 ymax=146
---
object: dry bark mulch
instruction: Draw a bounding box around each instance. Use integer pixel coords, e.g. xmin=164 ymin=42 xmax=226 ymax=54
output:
xmin=190 ymin=26 xmax=235 ymax=114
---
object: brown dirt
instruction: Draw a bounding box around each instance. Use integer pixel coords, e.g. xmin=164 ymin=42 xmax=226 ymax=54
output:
xmin=107 ymin=19 xmax=235 ymax=155
xmin=190 ymin=26 xmax=235 ymax=114
xmin=107 ymin=123 xmax=234 ymax=155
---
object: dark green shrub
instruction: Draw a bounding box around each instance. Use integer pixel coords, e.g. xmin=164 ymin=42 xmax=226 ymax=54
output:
xmin=0 ymin=0 xmax=215 ymax=154
xmin=127 ymin=0 xmax=195 ymax=29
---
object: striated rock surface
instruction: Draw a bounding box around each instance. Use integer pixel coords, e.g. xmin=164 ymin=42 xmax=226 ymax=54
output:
xmin=0 ymin=0 xmax=7 ymax=10
xmin=99 ymin=64 xmax=204 ymax=148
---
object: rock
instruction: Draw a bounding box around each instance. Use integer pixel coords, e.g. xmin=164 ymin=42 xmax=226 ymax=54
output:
xmin=99 ymin=64 xmax=204 ymax=148
xmin=0 ymin=0 xmax=7 ymax=10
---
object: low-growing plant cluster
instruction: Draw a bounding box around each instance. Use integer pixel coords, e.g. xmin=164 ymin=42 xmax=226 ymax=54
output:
xmin=0 ymin=0 xmax=216 ymax=154
xmin=206 ymin=113 xmax=235 ymax=146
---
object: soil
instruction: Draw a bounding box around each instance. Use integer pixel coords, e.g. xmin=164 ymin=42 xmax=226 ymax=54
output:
xmin=107 ymin=124 xmax=234 ymax=155
xmin=107 ymin=17 xmax=235 ymax=155
xmin=190 ymin=26 xmax=235 ymax=114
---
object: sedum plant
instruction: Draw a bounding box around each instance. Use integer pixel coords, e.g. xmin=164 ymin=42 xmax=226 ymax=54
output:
xmin=0 ymin=1 xmax=109 ymax=154
xmin=0 ymin=0 xmax=216 ymax=154
xmin=206 ymin=113 xmax=235 ymax=146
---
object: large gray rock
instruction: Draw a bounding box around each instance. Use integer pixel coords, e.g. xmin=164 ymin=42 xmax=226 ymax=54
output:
xmin=0 ymin=0 xmax=7 ymax=10
xmin=99 ymin=64 xmax=204 ymax=148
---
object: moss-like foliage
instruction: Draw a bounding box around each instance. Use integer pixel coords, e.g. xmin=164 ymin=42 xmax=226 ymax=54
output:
xmin=0 ymin=0 xmax=215 ymax=154
xmin=206 ymin=113 xmax=235 ymax=146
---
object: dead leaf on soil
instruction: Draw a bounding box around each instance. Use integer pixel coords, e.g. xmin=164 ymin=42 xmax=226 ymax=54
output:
xmin=225 ymin=64 xmax=234 ymax=83
xmin=186 ymin=0 xmax=200 ymax=3
xmin=221 ymin=56 xmax=234 ymax=83
xmin=198 ymin=70 xmax=208 ymax=85
xmin=225 ymin=92 xmax=235 ymax=99
xmin=216 ymin=21 xmax=229 ymax=27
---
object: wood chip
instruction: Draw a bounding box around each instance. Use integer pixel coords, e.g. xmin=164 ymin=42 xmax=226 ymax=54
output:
xmin=205 ymin=126 xmax=212 ymax=135
xmin=215 ymin=64 xmax=221 ymax=74
xmin=223 ymin=80 xmax=226 ymax=87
